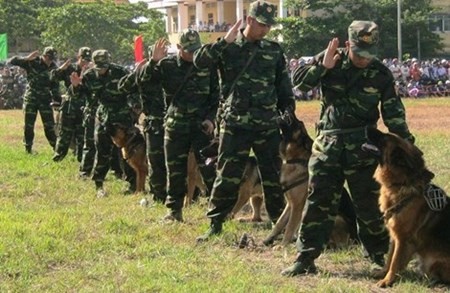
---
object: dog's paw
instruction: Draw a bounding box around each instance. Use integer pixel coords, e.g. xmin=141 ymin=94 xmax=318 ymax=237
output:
xmin=376 ymin=274 xmax=395 ymax=288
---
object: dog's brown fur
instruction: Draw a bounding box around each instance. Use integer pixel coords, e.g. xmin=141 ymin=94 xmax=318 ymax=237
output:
xmin=108 ymin=123 xmax=148 ymax=193
xmin=185 ymin=143 xmax=264 ymax=221
xmin=365 ymin=127 xmax=450 ymax=287
xmin=262 ymin=114 xmax=313 ymax=249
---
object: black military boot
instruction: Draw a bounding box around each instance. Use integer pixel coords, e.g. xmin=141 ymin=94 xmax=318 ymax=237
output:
xmin=162 ymin=209 xmax=184 ymax=222
xmin=196 ymin=219 xmax=223 ymax=243
xmin=281 ymin=255 xmax=317 ymax=277
xmin=25 ymin=145 xmax=33 ymax=154
xmin=95 ymin=181 xmax=107 ymax=198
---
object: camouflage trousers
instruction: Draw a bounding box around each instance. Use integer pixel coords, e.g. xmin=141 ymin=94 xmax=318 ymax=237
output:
xmin=53 ymin=100 xmax=84 ymax=162
xmin=206 ymin=125 xmax=285 ymax=223
xmin=144 ymin=118 xmax=167 ymax=203
xmin=297 ymin=133 xmax=389 ymax=262
xmin=22 ymin=97 xmax=56 ymax=149
xmin=79 ymin=113 xmax=96 ymax=177
xmin=92 ymin=121 xmax=136 ymax=190
xmin=164 ymin=119 xmax=216 ymax=211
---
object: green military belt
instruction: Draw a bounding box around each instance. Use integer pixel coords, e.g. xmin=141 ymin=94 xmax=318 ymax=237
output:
xmin=319 ymin=126 xmax=368 ymax=135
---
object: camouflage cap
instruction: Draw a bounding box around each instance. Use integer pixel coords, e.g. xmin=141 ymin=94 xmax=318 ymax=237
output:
xmin=348 ymin=20 xmax=379 ymax=59
xmin=92 ymin=49 xmax=111 ymax=69
xmin=78 ymin=47 xmax=92 ymax=61
xmin=179 ymin=29 xmax=202 ymax=53
xmin=248 ymin=0 xmax=277 ymax=26
xmin=43 ymin=46 xmax=58 ymax=61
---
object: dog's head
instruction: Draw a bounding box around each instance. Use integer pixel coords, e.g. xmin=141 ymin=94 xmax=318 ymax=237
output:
xmin=363 ymin=127 xmax=434 ymax=185
xmin=279 ymin=111 xmax=313 ymax=159
xmin=106 ymin=123 xmax=140 ymax=148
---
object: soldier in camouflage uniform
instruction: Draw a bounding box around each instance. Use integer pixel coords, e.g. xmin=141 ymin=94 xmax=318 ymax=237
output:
xmin=52 ymin=47 xmax=92 ymax=165
xmin=70 ymin=50 xmax=137 ymax=197
xmin=8 ymin=47 xmax=61 ymax=153
xmin=194 ymin=0 xmax=295 ymax=241
xmin=281 ymin=21 xmax=415 ymax=277
xmin=140 ymin=30 xmax=219 ymax=222
xmin=119 ymin=49 xmax=167 ymax=203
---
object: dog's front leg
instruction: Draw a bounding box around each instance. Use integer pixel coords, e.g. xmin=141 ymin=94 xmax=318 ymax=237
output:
xmin=377 ymin=238 xmax=414 ymax=287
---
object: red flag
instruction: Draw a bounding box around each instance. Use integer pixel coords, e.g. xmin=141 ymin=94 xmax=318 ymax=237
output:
xmin=134 ymin=35 xmax=143 ymax=62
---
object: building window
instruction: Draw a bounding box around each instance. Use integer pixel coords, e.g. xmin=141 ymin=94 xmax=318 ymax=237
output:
xmin=208 ymin=13 xmax=214 ymax=25
xmin=429 ymin=14 xmax=450 ymax=32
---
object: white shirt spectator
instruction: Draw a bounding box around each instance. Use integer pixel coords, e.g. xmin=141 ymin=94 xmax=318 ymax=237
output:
xmin=389 ymin=59 xmax=402 ymax=80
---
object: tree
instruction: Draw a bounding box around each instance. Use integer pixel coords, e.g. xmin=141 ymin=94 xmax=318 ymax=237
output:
xmin=0 ymin=0 xmax=69 ymax=53
xmin=38 ymin=1 xmax=166 ymax=63
xmin=272 ymin=0 xmax=442 ymax=59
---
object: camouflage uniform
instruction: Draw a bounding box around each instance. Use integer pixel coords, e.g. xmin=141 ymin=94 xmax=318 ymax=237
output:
xmin=283 ymin=21 xmax=415 ymax=275
xmin=52 ymin=47 xmax=92 ymax=164
xmin=71 ymin=50 xmax=137 ymax=195
xmin=8 ymin=47 xmax=60 ymax=153
xmin=119 ymin=61 xmax=167 ymax=203
xmin=194 ymin=1 xmax=295 ymax=237
xmin=142 ymin=29 xmax=219 ymax=219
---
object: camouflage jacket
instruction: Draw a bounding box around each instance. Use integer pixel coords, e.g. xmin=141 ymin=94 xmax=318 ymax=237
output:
xmin=51 ymin=62 xmax=82 ymax=89
xmin=8 ymin=56 xmax=60 ymax=102
xmin=119 ymin=62 xmax=165 ymax=122
xmin=141 ymin=54 xmax=219 ymax=125
xmin=71 ymin=64 xmax=134 ymax=125
xmin=194 ymin=30 xmax=295 ymax=130
xmin=50 ymin=63 xmax=86 ymax=109
xmin=292 ymin=49 xmax=414 ymax=142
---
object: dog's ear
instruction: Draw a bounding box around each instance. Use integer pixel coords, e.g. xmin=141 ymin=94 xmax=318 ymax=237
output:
xmin=391 ymin=146 xmax=422 ymax=171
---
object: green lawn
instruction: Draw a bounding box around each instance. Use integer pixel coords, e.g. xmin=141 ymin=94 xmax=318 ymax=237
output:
xmin=1 ymin=99 xmax=449 ymax=292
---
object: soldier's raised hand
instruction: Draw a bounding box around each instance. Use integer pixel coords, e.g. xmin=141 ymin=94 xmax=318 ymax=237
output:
xmin=152 ymin=38 xmax=169 ymax=63
xmin=322 ymin=38 xmax=341 ymax=69
xmin=70 ymin=71 xmax=82 ymax=87
xmin=59 ymin=59 xmax=71 ymax=71
xmin=224 ymin=19 xmax=243 ymax=44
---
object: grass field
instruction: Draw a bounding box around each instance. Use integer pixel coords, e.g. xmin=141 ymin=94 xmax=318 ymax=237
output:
xmin=0 ymin=98 xmax=449 ymax=292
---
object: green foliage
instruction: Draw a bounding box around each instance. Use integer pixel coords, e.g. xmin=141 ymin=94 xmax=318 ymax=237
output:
xmin=0 ymin=0 xmax=165 ymax=63
xmin=272 ymin=0 xmax=442 ymax=59
xmin=38 ymin=1 xmax=166 ymax=63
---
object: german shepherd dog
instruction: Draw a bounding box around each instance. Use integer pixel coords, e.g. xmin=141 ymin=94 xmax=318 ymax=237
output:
xmin=198 ymin=113 xmax=357 ymax=250
xmin=107 ymin=123 xmax=148 ymax=193
xmin=364 ymin=127 xmax=450 ymax=287
xmin=193 ymin=138 xmax=264 ymax=220
xmin=262 ymin=112 xmax=314 ymax=249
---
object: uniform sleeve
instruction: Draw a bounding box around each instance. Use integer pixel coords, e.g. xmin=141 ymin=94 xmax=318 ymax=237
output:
xmin=291 ymin=63 xmax=327 ymax=93
xmin=193 ymin=38 xmax=229 ymax=69
xmin=275 ymin=52 xmax=295 ymax=113
xmin=205 ymin=64 xmax=220 ymax=122
xmin=380 ymin=79 xmax=415 ymax=143
xmin=118 ymin=70 xmax=139 ymax=94
xmin=8 ymin=56 xmax=31 ymax=71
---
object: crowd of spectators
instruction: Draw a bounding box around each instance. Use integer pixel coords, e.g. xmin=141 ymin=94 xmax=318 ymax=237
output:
xmin=383 ymin=57 xmax=450 ymax=98
xmin=0 ymin=65 xmax=27 ymax=109
xmin=189 ymin=21 xmax=232 ymax=33
xmin=288 ymin=56 xmax=450 ymax=100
